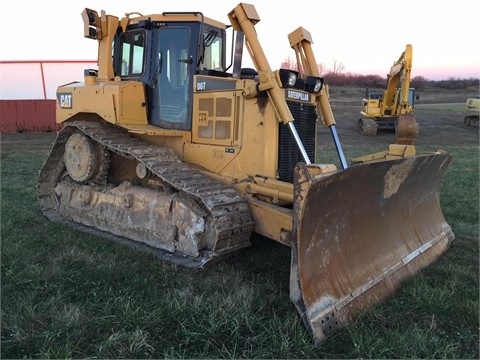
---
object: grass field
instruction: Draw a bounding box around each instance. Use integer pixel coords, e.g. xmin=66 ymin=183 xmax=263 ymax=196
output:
xmin=415 ymin=103 xmax=466 ymax=111
xmin=1 ymin=135 xmax=479 ymax=358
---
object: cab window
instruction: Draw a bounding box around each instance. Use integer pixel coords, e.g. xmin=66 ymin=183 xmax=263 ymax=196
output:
xmin=199 ymin=29 xmax=223 ymax=71
xmin=158 ymin=27 xmax=191 ymax=126
xmin=120 ymin=31 xmax=145 ymax=76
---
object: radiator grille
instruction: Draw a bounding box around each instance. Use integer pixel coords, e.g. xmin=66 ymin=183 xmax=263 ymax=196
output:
xmin=278 ymin=101 xmax=316 ymax=183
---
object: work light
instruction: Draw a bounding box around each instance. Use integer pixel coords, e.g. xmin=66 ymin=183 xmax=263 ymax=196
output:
xmin=279 ymin=69 xmax=298 ymax=88
xmin=305 ymin=76 xmax=323 ymax=93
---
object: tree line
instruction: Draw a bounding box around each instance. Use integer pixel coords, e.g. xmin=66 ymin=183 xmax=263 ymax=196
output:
xmin=279 ymin=58 xmax=479 ymax=90
xmin=321 ymin=73 xmax=479 ymax=91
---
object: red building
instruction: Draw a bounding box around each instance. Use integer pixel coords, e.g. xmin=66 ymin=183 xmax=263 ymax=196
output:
xmin=0 ymin=60 xmax=96 ymax=132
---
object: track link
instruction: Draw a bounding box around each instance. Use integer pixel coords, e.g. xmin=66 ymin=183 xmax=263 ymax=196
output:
xmin=37 ymin=120 xmax=254 ymax=267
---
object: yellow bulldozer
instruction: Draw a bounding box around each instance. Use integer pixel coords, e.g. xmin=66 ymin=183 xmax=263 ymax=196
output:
xmin=37 ymin=3 xmax=454 ymax=344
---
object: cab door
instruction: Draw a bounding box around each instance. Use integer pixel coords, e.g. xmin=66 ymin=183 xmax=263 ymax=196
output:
xmin=151 ymin=27 xmax=194 ymax=130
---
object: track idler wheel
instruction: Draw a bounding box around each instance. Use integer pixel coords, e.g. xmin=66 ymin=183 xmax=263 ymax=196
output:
xmin=64 ymin=132 xmax=109 ymax=184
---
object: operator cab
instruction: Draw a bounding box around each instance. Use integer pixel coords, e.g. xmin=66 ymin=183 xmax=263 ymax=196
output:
xmin=112 ymin=15 xmax=226 ymax=131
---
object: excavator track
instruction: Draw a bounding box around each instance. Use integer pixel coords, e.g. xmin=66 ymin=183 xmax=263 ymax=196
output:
xmin=37 ymin=120 xmax=254 ymax=267
xmin=358 ymin=118 xmax=378 ymax=136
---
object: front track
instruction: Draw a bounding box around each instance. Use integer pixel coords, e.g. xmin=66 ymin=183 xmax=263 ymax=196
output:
xmin=37 ymin=120 xmax=254 ymax=267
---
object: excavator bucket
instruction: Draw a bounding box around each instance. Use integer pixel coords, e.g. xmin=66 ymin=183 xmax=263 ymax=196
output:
xmin=290 ymin=152 xmax=454 ymax=344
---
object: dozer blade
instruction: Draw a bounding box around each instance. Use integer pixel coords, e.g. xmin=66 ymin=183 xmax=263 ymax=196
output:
xmin=290 ymin=153 xmax=454 ymax=344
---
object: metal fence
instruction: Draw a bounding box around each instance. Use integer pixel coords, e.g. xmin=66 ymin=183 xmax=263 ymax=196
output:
xmin=0 ymin=100 xmax=61 ymax=132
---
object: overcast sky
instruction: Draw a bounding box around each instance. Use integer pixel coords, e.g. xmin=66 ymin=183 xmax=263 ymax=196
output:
xmin=2 ymin=0 xmax=479 ymax=80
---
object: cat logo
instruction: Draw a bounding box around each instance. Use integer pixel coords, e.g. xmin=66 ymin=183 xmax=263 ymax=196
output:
xmin=57 ymin=93 xmax=73 ymax=109
xmin=286 ymin=90 xmax=310 ymax=102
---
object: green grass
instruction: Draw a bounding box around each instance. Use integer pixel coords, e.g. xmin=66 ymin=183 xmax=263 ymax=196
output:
xmin=415 ymin=103 xmax=466 ymax=111
xmin=1 ymin=143 xmax=478 ymax=359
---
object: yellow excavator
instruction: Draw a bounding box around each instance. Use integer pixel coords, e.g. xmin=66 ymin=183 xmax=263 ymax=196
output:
xmin=37 ymin=3 xmax=454 ymax=344
xmin=359 ymin=44 xmax=419 ymax=144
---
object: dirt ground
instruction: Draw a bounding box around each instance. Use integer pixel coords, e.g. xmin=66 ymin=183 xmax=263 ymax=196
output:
xmin=1 ymin=87 xmax=478 ymax=155
xmin=321 ymin=86 xmax=479 ymax=152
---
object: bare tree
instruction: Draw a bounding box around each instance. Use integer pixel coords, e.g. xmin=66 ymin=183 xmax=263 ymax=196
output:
xmin=332 ymin=60 xmax=345 ymax=75
xmin=280 ymin=56 xmax=298 ymax=71
xmin=280 ymin=57 xmax=325 ymax=75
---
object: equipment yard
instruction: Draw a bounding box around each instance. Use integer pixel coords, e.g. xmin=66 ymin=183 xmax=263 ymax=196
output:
xmin=1 ymin=0 xmax=478 ymax=356
xmin=325 ymin=86 xmax=478 ymax=149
